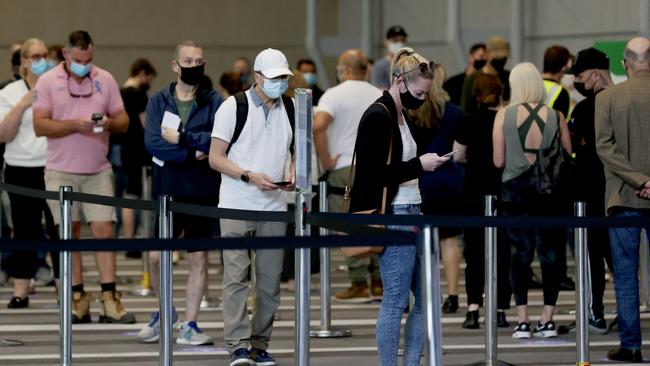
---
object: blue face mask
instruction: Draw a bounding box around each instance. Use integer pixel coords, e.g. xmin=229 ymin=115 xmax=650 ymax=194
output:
xmin=69 ymin=61 xmax=91 ymax=78
xmin=302 ymin=72 xmax=317 ymax=87
xmin=31 ymin=58 xmax=52 ymax=76
xmin=262 ymin=77 xmax=289 ymax=99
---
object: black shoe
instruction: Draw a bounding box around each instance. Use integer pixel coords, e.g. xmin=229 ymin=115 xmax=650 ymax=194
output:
xmin=559 ymin=277 xmax=575 ymax=291
xmin=533 ymin=320 xmax=558 ymax=338
xmin=497 ymin=311 xmax=510 ymax=328
xmin=558 ymin=321 xmax=576 ymax=335
xmin=462 ymin=310 xmax=480 ymax=329
xmin=589 ymin=317 xmax=608 ymax=335
xmin=7 ymin=296 xmax=28 ymax=309
xmin=607 ymin=347 xmax=642 ymax=362
xmin=442 ymin=295 xmax=458 ymax=314
xmin=125 ymin=251 xmax=142 ymax=259
xmin=512 ymin=322 xmax=532 ymax=339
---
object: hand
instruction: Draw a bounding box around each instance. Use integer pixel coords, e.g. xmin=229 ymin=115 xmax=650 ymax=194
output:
xmin=419 ymin=153 xmax=450 ymax=172
xmin=248 ymin=171 xmax=279 ymax=191
xmin=321 ymin=154 xmax=341 ymax=172
xmin=72 ymin=119 xmax=95 ymax=134
xmin=18 ymin=90 xmax=35 ymax=109
xmin=161 ymin=127 xmax=180 ymax=145
xmin=637 ymin=181 xmax=650 ymax=199
xmin=195 ymin=151 xmax=207 ymax=160
xmin=281 ymin=170 xmax=296 ymax=191
xmin=99 ymin=117 xmax=112 ymax=132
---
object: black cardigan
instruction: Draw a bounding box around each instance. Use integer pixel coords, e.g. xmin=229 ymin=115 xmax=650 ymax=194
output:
xmin=349 ymin=91 xmax=423 ymax=213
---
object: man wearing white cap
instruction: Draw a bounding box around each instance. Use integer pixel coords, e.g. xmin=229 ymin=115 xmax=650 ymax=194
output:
xmin=209 ymin=48 xmax=295 ymax=366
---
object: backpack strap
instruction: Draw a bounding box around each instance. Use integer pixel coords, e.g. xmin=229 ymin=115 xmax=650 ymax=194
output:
xmin=518 ymin=103 xmax=546 ymax=154
xmin=281 ymin=95 xmax=295 ymax=155
xmin=226 ymin=92 xmax=249 ymax=155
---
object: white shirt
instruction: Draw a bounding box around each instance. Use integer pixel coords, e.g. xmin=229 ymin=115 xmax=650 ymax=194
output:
xmin=392 ymin=120 xmax=421 ymax=205
xmin=315 ymin=80 xmax=381 ymax=170
xmin=212 ymin=89 xmax=292 ymax=211
xmin=0 ymin=80 xmax=47 ymax=167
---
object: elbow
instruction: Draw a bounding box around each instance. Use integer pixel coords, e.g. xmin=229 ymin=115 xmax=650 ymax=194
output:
xmin=33 ymin=123 xmax=45 ymax=137
xmin=493 ymin=157 xmax=504 ymax=169
xmin=209 ymin=155 xmax=222 ymax=172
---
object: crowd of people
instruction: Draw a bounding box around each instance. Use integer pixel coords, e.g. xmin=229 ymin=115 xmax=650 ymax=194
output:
xmin=0 ymin=27 xmax=648 ymax=365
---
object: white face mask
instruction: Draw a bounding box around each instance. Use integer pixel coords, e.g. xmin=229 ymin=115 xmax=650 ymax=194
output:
xmin=387 ymin=41 xmax=405 ymax=54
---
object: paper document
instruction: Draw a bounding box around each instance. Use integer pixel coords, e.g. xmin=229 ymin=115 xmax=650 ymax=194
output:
xmin=152 ymin=156 xmax=165 ymax=167
xmin=151 ymin=111 xmax=182 ymax=168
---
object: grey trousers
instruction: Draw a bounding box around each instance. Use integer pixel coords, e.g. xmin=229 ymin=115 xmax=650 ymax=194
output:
xmin=220 ymin=219 xmax=286 ymax=353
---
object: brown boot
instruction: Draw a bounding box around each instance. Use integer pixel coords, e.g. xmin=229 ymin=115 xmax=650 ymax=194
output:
xmin=72 ymin=291 xmax=93 ymax=324
xmin=99 ymin=290 xmax=136 ymax=324
xmin=335 ymin=281 xmax=371 ymax=303
xmin=370 ymin=277 xmax=383 ymax=298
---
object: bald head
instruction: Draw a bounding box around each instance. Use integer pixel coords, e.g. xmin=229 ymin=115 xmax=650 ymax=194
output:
xmin=624 ymin=37 xmax=650 ymax=73
xmin=337 ymin=49 xmax=368 ymax=81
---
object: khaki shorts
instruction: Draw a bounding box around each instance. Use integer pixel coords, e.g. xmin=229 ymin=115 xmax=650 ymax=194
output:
xmin=45 ymin=169 xmax=116 ymax=224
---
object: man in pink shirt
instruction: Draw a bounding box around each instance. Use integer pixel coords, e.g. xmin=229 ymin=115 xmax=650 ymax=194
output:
xmin=33 ymin=31 xmax=133 ymax=324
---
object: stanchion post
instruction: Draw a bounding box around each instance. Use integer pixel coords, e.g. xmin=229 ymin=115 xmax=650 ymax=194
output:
xmin=133 ymin=166 xmax=153 ymax=296
xmin=421 ymin=225 xmax=443 ymax=366
xmin=640 ymin=229 xmax=649 ymax=312
xmin=159 ymin=195 xmax=173 ymax=366
xmin=310 ymin=181 xmax=351 ymax=338
xmin=574 ymin=202 xmax=589 ymax=366
xmin=59 ymin=186 xmax=73 ymax=366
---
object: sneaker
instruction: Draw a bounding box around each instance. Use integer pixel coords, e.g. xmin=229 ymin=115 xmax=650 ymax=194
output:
xmin=334 ymin=282 xmax=372 ymax=303
xmin=442 ymin=295 xmax=459 ymax=314
xmin=34 ymin=266 xmax=53 ymax=286
xmin=462 ymin=310 xmax=480 ymax=329
xmin=72 ymin=291 xmax=93 ymax=324
xmin=137 ymin=309 xmax=179 ymax=343
xmin=370 ymin=278 xmax=383 ymax=298
xmin=497 ymin=311 xmax=510 ymax=328
xmin=176 ymin=321 xmax=213 ymax=345
xmin=512 ymin=322 xmax=532 ymax=339
xmin=588 ymin=317 xmax=608 ymax=335
xmin=230 ymin=348 xmax=253 ymax=366
xmin=607 ymin=347 xmax=642 ymax=362
xmin=7 ymin=296 xmax=28 ymax=309
xmin=251 ymin=348 xmax=276 ymax=366
xmin=99 ymin=290 xmax=136 ymax=324
xmin=533 ymin=321 xmax=557 ymax=338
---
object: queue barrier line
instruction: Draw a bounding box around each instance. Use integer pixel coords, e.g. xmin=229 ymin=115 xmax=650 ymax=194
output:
xmin=168 ymin=200 xmax=294 ymax=223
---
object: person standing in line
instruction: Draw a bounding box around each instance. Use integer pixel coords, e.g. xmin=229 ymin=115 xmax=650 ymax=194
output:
xmin=443 ymin=43 xmax=486 ymax=106
xmin=296 ymin=58 xmax=324 ymax=105
xmin=596 ymin=37 xmax=650 ymax=363
xmin=313 ymin=49 xmax=383 ymax=303
xmin=370 ymin=25 xmax=409 ymax=90
xmin=33 ymin=30 xmax=134 ymax=324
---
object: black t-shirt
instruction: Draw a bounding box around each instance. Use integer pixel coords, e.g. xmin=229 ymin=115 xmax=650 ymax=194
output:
xmin=567 ymin=94 xmax=606 ymax=205
xmin=455 ymin=108 xmax=502 ymax=197
xmin=443 ymin=72 xmax=466 ymax=106
xmin=117 ymin=86 xmax=150 ymax=169
xmin=544 ymin=78 xmax=570 ymax=118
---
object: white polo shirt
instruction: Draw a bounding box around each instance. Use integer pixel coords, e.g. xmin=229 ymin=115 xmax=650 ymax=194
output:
xmin=0 ymin=79 xmax=47 ymax=167
xmin=315 ymin=80 xmax=381 ymax=170
xmin=212 ymin=87 xmax=292 ymax=211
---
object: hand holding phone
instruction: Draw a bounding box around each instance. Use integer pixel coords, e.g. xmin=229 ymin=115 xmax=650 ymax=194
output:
xmin=91 ymin=113 xmax=104 ymax=133
xmin=443 ymin=147 xmax=466 ymax=158
xmin=273 ymin=181 xmax=291 ymax=187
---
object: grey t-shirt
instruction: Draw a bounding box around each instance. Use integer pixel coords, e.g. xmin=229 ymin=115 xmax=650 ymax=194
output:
xmin=371 ymin=58 xmax=391 ymax=89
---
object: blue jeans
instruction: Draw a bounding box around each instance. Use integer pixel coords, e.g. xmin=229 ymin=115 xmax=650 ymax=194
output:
xmin=376 ymin=204 xmax=422 ymax=366
xmin=608 ymin=209 xmax=649 ymax=350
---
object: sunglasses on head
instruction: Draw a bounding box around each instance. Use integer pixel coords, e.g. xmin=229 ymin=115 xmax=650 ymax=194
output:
xmin=393 ymin=61 xmax=436 ymax=79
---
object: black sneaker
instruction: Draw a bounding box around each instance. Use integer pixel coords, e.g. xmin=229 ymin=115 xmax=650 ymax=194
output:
xmin=589 ymin=317 xmax=608 ymax=335
xmin=558 ymin=321 xmax=576 ymax=334
xmin=7 ymin=296 xmax=28 ymax=309
xmin=607 ymin=347 xmax=642 ymax=362
xmin=512 ymin=322 xmax=531 ymax=339
xmin=497 ymin=311 xmax=510 ymax=328
xmin=533 ymin=321 xmax=558 ymax=338
xmin=442 ymin=295 xmax=459 ymax=314
xmin=462 ymin=310 xmax=480 ymax=329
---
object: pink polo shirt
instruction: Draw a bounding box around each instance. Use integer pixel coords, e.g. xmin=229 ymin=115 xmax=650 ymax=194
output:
xmin=33 ymin=63 xmax=124 ymax=174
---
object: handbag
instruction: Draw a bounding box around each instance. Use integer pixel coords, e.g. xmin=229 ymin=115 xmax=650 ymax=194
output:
xmin=340 ymin=102 xmax=393 ymax=258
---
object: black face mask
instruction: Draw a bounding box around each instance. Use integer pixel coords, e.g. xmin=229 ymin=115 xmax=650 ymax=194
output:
xmin=573 ymin=82 xmax=594 ymax=98
xmin=473 ymin=59 xmax=487 ymax=70
xmin=179 ymin=64 xmax=205 ymax=86
xmin=491 ymin=58 xmax=507 ymax=71
xmin=399 ymin=79 xmax=425 ymax=110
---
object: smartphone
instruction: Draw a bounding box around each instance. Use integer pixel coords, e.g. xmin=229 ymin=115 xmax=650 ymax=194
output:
xmin=443 ymin=147 xmax=465 ymax=158
xmin=273 ymin=181 xmax=291 ymax=186
xmin=91 ymin=113 xmax=104 ymax=124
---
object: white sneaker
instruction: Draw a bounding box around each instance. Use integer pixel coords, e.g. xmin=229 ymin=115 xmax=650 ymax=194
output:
xmin=176 ymin=321 xmax=213 ymax=345
xmin=137 ymin=309 xmax=179 ymax=343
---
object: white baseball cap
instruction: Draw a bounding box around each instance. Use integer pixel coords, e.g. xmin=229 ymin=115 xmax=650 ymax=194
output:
xmin=254 ymin=48 xmax=294 ymax=79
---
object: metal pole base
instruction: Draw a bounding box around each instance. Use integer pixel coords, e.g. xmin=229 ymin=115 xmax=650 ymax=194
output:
xmin=309 ymin=327 xmax=352 ymax=338
xmin=200 ymin=296 xmax=221 ymax=309
xmin=0 ymin=339 xmax=23 ymax=346
xmin=130 ymin=287 xmax=154 ymax=296
xmin=640 ymin=305 xmax=650 ymax=313
xmin=466 ymin=361 xmax=516 ymax=366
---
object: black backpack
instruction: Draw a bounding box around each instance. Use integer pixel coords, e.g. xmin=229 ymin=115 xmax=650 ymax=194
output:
xmin=225 ymin=91 xmax=295 ymax=155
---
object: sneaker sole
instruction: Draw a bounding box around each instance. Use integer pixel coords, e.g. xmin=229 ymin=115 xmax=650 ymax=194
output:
xmin=176 ymin=338 xmax=214 ymax=346
xmin=138 ymin=334 xmax=160 ymax=343
xmin=99 ymin=315 xmax=136 ymax=324
xmin=589 ymin=324 xmax=608 ymax=335
xmin=533 ymin=330 xmax=558 ymax=338
xmin=512 ymin=331 xmax=531 ymax=339
xmin=334 ymin=297 xmax=373 ymax=304
xmin=229 ymin=358 xmax=254 ymax=366
xmin=254 ymin=361 xmax=277 ymax=366
xmin=72 ymin=315 xmax=92 ymax=324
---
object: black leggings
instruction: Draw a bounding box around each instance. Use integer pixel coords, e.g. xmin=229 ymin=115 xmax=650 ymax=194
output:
xmin=3 ymin=165 xmax=58 ymax=279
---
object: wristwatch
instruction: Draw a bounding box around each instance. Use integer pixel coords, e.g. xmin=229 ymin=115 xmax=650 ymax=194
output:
xmin=240 ymin=170 xmax=250 ymax=183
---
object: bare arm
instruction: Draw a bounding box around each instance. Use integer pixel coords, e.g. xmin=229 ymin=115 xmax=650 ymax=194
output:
xmin=452 ymin=141 xmax=467 ymax=163
xmin=557 ymin=112 xmax=572 ymax=155
xmin=33 ymin=109 xmax=92 ymax=138
xmin=105 ymin=109 xmax=129 ymax=134
xmin=0 ymin=91 xmax=33 ymax=143
xmin=313 ymin=111 xmax=339 ymax=171
xmin=208 ymin=137 xmax=279 ymax=191
xmin=492 ymin=108 xmax=506 ymax=169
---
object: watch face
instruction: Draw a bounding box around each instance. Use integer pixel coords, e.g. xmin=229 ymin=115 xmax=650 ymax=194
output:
xmin=241 ymin=173 xmax=249 ymax=183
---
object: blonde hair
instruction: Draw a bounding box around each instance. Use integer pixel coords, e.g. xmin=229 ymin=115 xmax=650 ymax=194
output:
xmin=390 ymin=47 xmax=434 ymax=86
xmin=508 ymin=62 xmax=546 ymax=106
xmin=409 ymin=63 xmax=449 ymax=129
xmin=19 ymin=38 xmax=46 ymax=78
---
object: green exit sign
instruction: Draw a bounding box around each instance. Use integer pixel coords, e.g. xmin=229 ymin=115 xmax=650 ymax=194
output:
xmin=593 ymin=41 xmax=627 ymax=76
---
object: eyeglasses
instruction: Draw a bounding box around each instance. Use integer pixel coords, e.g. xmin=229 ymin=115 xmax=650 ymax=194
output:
xmin=67 ymin=75 xmax=94 ymax=98
xmin=28 ymin=53 xmax=48 ymax=61
xmin=177 ymin=58 xmax=206 ymax=67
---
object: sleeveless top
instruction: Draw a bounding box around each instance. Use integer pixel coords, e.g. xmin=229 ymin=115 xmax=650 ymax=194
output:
xmin=502 ymin=103 xmax=559 ymax=182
